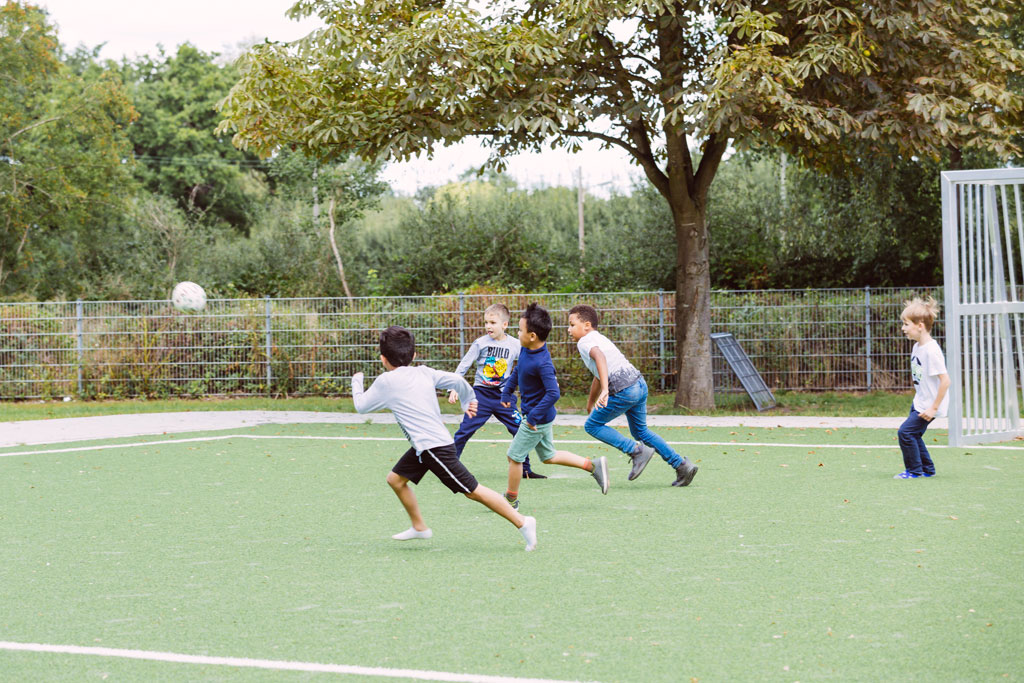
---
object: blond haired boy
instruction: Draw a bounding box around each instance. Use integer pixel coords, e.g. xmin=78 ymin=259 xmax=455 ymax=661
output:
xmin=449 ymin=303 xmax=545 ymax=478
xmin=896 ymin=296 xmax=950 ymax=479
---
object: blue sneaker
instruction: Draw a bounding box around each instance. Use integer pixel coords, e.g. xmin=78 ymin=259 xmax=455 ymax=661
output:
xmin=893 ymin=470 xmax=922 ymax=479
xmin=922 ymin=471 xmax=936 ymax=478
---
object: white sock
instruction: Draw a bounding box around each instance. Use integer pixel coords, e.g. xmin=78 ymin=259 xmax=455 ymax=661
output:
xmin=392 ymin=527 xmax=432 ymax=541
xmin=519 ymin=516 xmax=538 ymax=552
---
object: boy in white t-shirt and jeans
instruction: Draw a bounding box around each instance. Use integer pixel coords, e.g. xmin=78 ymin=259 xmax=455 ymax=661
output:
xmin=895 ymin=296 xmax=950 ymax=479
xmin=567 ymin=304 xmax=698 ymax=487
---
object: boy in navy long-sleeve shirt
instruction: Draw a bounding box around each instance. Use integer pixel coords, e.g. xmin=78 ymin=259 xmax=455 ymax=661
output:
xmin=499 ymin=303 xmax=608 ymax=509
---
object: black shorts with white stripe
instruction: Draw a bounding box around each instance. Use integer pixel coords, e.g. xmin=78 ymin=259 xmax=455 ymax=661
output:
xmin=391 ymin=444 xmax=479 ymax=494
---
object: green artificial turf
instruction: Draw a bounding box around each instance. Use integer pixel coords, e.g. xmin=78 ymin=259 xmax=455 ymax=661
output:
xmin=1 ymin=422 xmax=1022 ymax=681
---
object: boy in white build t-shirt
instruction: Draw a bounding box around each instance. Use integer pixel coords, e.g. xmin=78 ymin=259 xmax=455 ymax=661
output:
xmin=567 ymin=304 xmax=698 ymax=487
xmin=895 ymin=296 xmax=950 ymax=479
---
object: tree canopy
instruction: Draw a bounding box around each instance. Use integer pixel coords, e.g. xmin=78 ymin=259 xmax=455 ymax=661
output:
xmin=219 ymin=0 xmax=1024 ymax=408
xmin=1 ymin=1 xmax=136 ymax=295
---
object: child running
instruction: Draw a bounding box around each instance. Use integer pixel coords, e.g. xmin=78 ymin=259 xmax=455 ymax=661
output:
xmin=448 ymin=303 xmax=545 ymax=478
xmin=567 ymin=304 xmax=698 ymax=487
xmin=500 ymin=303 xmax=608 ymax=509
xmin=352 ymin=325 xmax=538 ymax=551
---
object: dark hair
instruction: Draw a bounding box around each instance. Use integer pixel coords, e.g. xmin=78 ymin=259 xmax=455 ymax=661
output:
xmin=521 ymin=302 xmax=553 ymax=341
xmin=380 ymin=326 xmax=415 ymax=367
xmin=569 ymin=304 xmax=599 ymax=328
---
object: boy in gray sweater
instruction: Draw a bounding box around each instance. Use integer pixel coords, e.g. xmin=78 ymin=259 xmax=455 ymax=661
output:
xmin=352 ymin=325 xmax=538 ymax=551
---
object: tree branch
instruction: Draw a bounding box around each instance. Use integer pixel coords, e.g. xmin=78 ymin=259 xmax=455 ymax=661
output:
xmin=6 ymin=115 xmax=64 ymax=143
xmin=693 ymin=134 xmax=730 ymax=205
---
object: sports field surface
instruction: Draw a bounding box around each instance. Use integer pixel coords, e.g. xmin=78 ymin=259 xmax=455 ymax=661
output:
xmin=1 ymin=420 xmax=1021 ymax=681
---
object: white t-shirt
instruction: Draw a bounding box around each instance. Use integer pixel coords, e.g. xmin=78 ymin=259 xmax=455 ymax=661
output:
xmin=352 ymin=365 xmax=475 ymax=453
xmin=911 ymin=340 xmax=949 ymax=417
xmin=576 ymin=330 xmax=642 ymax=394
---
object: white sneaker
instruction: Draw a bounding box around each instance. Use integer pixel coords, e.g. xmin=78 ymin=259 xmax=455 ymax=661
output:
xmin=519 ymin=516 xmax=538 ymax=552
xmin=392 ymin=527 xmax=433 ymax=541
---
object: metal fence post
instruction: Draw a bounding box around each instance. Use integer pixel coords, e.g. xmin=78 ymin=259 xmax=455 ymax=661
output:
xmin=658 ymin=289 xmax=666 ymax=390
xmin=865 ymin=286 xmax=872 ymax=391
xmin=458 ymin=292 xmax=466 ymax=356
xmin=76 ymin=299 xmax=84 ymax=396
xmin=265 ymin=296 xmax=272 ymax=394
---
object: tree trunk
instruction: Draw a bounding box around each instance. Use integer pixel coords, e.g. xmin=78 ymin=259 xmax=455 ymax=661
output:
xmin=327 ymin=197 xmax=354 ymax=299
xmin=671 ymin=197 xmax=714 ymax=410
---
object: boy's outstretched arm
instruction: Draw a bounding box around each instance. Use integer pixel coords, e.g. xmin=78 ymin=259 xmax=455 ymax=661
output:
xmin=449 ymin=340 xmax=480 ymax=403
xmin=433 ymin=368 xmax=478 ymax=417
xmin=352 ymin=372 xmax=388 ymax=414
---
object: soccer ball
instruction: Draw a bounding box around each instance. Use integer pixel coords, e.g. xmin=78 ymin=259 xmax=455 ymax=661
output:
xmin=171 ymin=281 xmax=207 ymax=313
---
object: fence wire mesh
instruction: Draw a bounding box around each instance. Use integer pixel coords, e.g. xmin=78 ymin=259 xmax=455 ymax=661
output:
xmin=0 ymin=288 xmax=941 ymax=399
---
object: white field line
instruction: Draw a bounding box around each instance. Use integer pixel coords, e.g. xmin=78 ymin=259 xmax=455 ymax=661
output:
xmin=0 ymin=640 xmax=591 ymax=682
xmin=1 ymin=433 xmax=1020 ymax=458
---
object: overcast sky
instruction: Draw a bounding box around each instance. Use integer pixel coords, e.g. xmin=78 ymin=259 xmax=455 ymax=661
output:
xmin=37 ymin=0 xmax=640 ymax=196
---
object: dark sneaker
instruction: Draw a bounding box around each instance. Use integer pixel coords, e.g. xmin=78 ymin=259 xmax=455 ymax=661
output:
xmin=671 ymin=459 xmax=698 ymax=487
xmin=893 ymin=470 xmax=922 ymax=479
xmin=504 ymin=492 xmax=520 ymax=510
xmin=628 ymin=443 xmax=656 ymax=481
xmin=591 ymin=456 xmax=609 ymax=494
xmin=523 ymin=468 xmax=548 ymax=479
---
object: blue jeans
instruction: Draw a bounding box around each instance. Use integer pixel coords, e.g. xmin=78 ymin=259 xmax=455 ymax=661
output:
xmin=584 ymin=377 xmax=683 ymax=468
xmin=897 ymin=407 xmax=936 ymax=476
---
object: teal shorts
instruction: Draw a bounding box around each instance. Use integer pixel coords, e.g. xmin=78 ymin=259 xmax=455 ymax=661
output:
xmin=507 ymin=420 xmax=556 ymax=463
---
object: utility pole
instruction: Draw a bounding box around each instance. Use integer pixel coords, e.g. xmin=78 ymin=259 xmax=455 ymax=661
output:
xmin=780 ymin=151 xmax=787 ymax=209
xmin=312 ymin=164 xmax=320 ymax=225
xmin=576 ymin=167 xmax=585 ymax=255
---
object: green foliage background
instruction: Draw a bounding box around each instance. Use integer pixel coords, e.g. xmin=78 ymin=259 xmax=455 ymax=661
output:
xmin=1 ymin=1 xmax=1021 ymax=303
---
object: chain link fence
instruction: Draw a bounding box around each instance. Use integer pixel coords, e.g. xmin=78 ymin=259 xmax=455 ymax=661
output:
xmin=0 ymin=288 xmax=941 ymax=399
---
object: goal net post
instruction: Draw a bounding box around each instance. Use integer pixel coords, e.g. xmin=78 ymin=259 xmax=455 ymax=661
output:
xmin=941 ymin=168 xmax=1024 ymax=447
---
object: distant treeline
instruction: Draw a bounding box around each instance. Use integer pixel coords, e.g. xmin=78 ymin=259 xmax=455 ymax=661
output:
xmin=3 ymin=2 xmax=1018 ymax=304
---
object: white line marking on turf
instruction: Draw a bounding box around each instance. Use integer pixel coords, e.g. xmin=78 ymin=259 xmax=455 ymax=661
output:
xmin=0 ymin=436 xmax=1019 ymax=456
xmin=0 ymin=641 xmax=592 ymax=683
xmin=1 ymin=433 xmax=1021 ymax=458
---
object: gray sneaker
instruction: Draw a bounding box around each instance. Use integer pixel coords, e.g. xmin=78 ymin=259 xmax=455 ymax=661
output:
xmin=628 ymin=443 xmax=656 ymax=481
xmin=671 ymin=458 xmax=698 ymax=487
xmin=591 ymin=456 xmax=609 ymax=494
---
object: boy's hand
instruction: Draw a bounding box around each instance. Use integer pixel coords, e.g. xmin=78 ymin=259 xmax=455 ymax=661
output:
xmin=525 ymin=421 xmax=536 ymax=431
xmin=920 ymin=407 xmax=936 ymax=421
xmin=501 ymin=401 xmax=511 ymax=408
xmin=447 ymin=389 xmax=458 ymax=404
xmin=595 ymin=389 xmax=609 ymax=409
xmin=465 ymin=400 xmax=478 ymax=418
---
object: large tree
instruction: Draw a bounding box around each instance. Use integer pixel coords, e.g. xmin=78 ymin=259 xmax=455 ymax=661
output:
xmin=1 ymin=1 xmax=136 ymax=297
xmin=218 ymin=0 xmax=1024 ymax=408
xmin=120 ymin=44 xmax=268 ymax=234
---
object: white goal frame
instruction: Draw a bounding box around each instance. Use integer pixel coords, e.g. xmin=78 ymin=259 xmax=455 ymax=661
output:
xmin=941 ymin=168 xmax=1024 ymax=446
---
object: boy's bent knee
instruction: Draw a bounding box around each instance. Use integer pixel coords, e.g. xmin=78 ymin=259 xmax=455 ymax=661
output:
xmin=386 ymin=471 xmax=405 ymax=488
